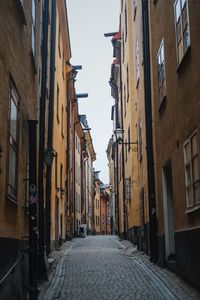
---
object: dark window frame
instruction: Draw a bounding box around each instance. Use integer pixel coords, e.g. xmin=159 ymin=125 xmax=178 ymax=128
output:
xmin=174 ymin=0 xmax=191 ymax=67
xmin=6 ymin=79 xmax=20 ymax=202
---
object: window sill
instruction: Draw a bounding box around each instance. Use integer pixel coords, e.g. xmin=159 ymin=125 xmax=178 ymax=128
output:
xmin=185 ymin=204 xmax=200 ymax=214
xmin=176 ymin=46 xmax=191 ymax=74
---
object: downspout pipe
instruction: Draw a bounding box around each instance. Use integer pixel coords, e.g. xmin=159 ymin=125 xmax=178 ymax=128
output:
xmin=73 ymin=118 xmax=80 ymax=237
xmin=142 ymin=0 xmax=158 ymax=262
xmin=118 ymin=44 xmax=127 ymax=239
xmin=45 ymin=0 xmax=56 ymax=256
xmin=38 ymin=0 xmax=49 ymax=281
xmin=66 ymin=74 xmax=75 ymax=239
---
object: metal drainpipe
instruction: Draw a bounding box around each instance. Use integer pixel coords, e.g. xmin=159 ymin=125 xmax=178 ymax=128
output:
xmin=142 ymin=0 xmax=158 ymax=262
xmin=66 ymin=75 xmax=75 ymax=239
xmin=38 ymin=0 xmax=49 ymax=281
xmin=28 ymin=120 xmax=38 ymax=300
xmin=73 ymin=117 xmax=79 ymax=237
xmin=45 ymin=0 xmax=56 ymax=256
xmin=118 ymin=43 xmax=127 ymax=239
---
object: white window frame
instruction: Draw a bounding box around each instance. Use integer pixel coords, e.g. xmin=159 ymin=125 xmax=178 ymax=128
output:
xmin=183 ymin=130 xmax=200 ymax=212
xmin=157 ymin=39 xmax=166 ymax=107
xmin=174 ymin=0 xmax=191 ymax=66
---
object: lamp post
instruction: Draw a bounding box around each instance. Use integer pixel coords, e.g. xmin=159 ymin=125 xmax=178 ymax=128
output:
xmin=114 ymin=127 xmax=138 ymax=239
xmin=115 ymin=127 xmax=138 ymax=151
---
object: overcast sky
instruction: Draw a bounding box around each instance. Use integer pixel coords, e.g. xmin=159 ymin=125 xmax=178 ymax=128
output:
xmin=67 ymin=0 xmax=120 ymax=184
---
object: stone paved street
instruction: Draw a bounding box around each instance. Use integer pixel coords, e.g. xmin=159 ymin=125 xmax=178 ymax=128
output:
xmin=39 ymin=236 xmax=200 ymax=300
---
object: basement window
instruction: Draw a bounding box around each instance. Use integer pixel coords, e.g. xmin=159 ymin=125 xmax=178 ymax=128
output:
xmin=184 ymin=130 xmax=200 ymax=212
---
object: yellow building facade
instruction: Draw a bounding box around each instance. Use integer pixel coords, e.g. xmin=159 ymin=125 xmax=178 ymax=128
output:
xmin=120 ymin=0 xmax=140 ymax=239
xmin=49 ymin=0 xmax=71 ymax=250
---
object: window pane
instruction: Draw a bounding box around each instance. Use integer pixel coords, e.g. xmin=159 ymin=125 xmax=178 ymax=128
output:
xmin=32 ymin=24 xmax=35 ymax=55
xmin=185 ymin=164 xmax=192 ymax=185
xmin=191 ymin=134 xmax=197 ymax=156
xmin=175 ymin=0 xmax=181 ymax=22
xmin=182 ymin=5 xmax=188 ymax=29
xmin=183 ymin=26 xmax=190 ymax=52
xmin=32 ymin=0 xmax=35 ymax=25
xmin=184 ymin=141 xmax=191 ymax=162
xmin=194 ymin=182 xmax=200 ymax=204
xmin=186 ymin=186 xmax=193 ymax=207
xmin=193 ymin=157 xmax=199 ymax=181
xmin=10 ymin=99 xmax=17 ymax=142
xmin=8 ymin=146 xmax=17 ymax=190
xmin=178 ymin=40 xmax=184 ymax=62
xmin=182 ymin=0 xmax=186 ymax=9
xmin=177 ymin=20 xmax=182 ymax=43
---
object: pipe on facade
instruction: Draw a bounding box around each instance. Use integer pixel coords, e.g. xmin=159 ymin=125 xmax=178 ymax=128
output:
xmin=118 ymin=43 xmax=127 ymax=239
xmin=45 ymin=0 xmax=57 ymax=256
xmin=66 ymin=74 xmax=76 ymax=239
xmin=142 ymin=0 xmax=158 ymax=262
xmin=73 ymin=118 xmax=80 ymax=237
xmin=38 ymin=0 xmax=49 ymax=281
xmin=28 ymin=120 xmax=38 ymax=300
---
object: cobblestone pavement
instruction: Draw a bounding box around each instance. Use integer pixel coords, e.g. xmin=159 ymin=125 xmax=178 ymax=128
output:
xmin=39 ymin=236 xmax=200 ymax=300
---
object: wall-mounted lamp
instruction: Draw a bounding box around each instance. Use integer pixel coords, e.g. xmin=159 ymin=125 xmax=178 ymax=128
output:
xmin=114 ymin=128 xmax=138 ymax=152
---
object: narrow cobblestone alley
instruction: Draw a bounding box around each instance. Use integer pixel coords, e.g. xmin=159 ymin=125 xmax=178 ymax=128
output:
xmin=39 ymin=236 xmax=200 ymax=300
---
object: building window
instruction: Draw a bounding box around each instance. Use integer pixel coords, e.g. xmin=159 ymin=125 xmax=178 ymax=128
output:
xmin=124 ymin=84 xmax=126 ymax=116
xmin=58 ymin=25 xmax=61 ymax=58
xmin=57 ymin=84 xmax=60 ymax=123
xmin=183 ymin=130 xmax=200 ymax=210
xmin=125 ymin=178 xmax=131 ymax=200
xmin=135 ymin=39 xmax=140 ymax=87
xmin=128 ymin=126 xmax=131 ymax=151
xmin=62 ymin=50 xmax=65 ymax=79
xmin=55 ymin=153 xmax=58 ymax=189
xmin=157 ymin=40 xmax=166 ymax=106
xmin=137 ymin=119 xmax=142 ymax=160
xmin=125 ymin=138 xmax=128 ymax=162
xmin=61 ymin=105 xmax=64 ymax=137
xmin=125 ymin=6 xmax=128 ymax=41
xmin=126 ymin=65 xmax=129 ymax=101
xmin=174 ymin=0 xmax=190 ymax=65
xmin=60 ymin=163 xmax=63 ymax=189
xmin=7 ymin=80 xmax=20 ymax=200
xmin=31 ymin=0 xmax=36 ymax=56
xmin=133 ymin=0 xmax=137 ymax=20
